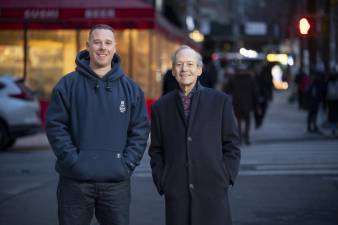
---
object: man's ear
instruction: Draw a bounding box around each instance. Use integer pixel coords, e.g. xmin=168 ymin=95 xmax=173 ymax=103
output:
xmin=197 ymin=67 xmax=203 ymax=77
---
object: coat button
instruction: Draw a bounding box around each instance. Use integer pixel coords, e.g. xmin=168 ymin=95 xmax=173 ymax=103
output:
xmin=187 ymin=136 xmax=192 ymax=141
xmin=189 ymin=184 xmax=194 ymax=189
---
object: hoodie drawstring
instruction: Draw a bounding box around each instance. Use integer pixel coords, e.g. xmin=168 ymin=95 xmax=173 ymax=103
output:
xmin=105 ymin=80 xmax=112 ymax=92
xmin=94 ymin=80 xmax=112 ymax=92
xmin=95 ymin=80 xmax=100 ymax=92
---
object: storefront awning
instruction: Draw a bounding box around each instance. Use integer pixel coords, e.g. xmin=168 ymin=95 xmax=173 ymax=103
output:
xmin=0 ymin=0 xmax=155 ymax=29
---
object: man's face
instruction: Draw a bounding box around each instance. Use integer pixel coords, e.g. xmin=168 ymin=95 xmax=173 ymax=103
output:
xmin=172 ymin=49 xmax=202 ymax=90
xmin=86 ymin=29 xmax=116 ymax=69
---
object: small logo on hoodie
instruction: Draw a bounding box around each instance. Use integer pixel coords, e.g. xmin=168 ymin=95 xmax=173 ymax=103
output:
xmin=119 ymin=101 xmax=126 ymax=113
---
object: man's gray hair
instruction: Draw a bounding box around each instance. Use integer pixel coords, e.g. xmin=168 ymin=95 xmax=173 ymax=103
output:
xmin=172 ymin=45 xmax=203 ymax=68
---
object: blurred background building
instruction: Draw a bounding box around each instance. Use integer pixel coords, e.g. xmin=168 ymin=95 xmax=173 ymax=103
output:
xmin=0 ymin=0 xmax=199 ymax=101
xmin=0 ymin=0 xmax=337 ymax=111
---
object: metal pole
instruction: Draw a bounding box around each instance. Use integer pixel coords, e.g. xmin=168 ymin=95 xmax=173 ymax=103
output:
xmin=23 ymin=21 xmax=28 ymax=82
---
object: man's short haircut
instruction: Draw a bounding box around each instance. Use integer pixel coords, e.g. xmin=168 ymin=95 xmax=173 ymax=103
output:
xmin=172 ymin=45 xmax=203 ymax=68
xmin=88 ymin=24 xmax=115 ymax=40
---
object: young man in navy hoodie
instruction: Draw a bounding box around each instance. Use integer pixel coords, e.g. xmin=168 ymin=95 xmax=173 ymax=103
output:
xmin=46 ymin=24 xmax=149 ymax=225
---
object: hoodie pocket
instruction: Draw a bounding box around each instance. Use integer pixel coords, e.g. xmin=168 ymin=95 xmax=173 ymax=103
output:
xmin=70 ymin=149 xmax=129 ymax=181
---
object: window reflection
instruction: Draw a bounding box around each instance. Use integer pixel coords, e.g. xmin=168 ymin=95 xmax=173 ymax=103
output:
xmin=27 ymin=30 xmax=76 ymax=99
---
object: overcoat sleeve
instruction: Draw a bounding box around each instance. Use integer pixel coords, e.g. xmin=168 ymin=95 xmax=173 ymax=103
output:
xmin=148 ymin=105 xmax=165 ymax=195
xmin=222 ymin=96 xmax=241 ymax=185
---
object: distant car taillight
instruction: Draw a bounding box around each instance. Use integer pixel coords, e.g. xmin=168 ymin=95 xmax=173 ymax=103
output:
xmin=9 ymin=92 xmax=33 ymax=100
xmin=9 ymin=82 xmax=34 ymax=101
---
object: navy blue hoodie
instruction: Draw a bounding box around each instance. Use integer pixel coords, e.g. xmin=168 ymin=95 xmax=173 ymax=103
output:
xmin=46 ymin=50 xmax=149 ymax=182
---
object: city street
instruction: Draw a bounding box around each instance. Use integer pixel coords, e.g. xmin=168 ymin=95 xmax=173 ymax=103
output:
xmin=1 ymin=90 xmax=338 ymax=225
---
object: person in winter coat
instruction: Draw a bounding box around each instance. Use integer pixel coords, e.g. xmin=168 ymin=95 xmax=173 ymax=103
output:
xmin=225 ymin=66 xmax=258 ymax=145
xmin=303 ymin=72 xmax=325 ymax=133
xmin=149 ymin=45 xmax=241 ymax=225
xmin=325 ymin=72 xmax=338 ymax=136
xmin=46 ymin=24 xmax=149 ymax=225
xmin=162 ymin=69 xmax=179 ymax=96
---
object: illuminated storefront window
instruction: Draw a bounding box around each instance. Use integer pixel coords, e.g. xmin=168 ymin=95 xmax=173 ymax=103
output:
xmin=115 ymin=30 xmax=131 ymax=75
xmin=0 ymin=28 xmax=187 ymax=100
xmin=130 ymin=29 xmax=150 ymax=94
xmin=0 ymin=31 xmax=24 ymax=78
xmin=27 ymin=30 xmax=76 ymax=99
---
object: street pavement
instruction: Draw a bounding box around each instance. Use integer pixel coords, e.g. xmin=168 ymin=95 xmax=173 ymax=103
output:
xmin=0 ymin=89 xmax=338 ymax=225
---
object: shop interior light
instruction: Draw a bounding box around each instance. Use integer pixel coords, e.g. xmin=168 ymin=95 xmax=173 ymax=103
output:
xmin=186 ymin=16 xmax=195 ymax=31
xmin=189 ymin=30 xmax=204 ymax=42
xmin=287 ymin=56 xmax=294 ymax=66
xmin=266 ymin=53 xmax=288 ymax=65
xmin=239 ymin=48 xmax=258 ymax=58
xmin=271 ymin=64 xmax=288 ymax=90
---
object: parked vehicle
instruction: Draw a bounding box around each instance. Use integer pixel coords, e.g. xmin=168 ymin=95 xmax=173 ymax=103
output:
xmin=0 ymin=75 xmax=41 ymax=150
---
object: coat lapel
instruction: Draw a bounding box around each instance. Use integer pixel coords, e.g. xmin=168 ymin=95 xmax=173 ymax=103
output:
xmin=175 ymin=90 xmax=188 ymax=128
xmin=187 ymin=84 xmax=204 ymax=133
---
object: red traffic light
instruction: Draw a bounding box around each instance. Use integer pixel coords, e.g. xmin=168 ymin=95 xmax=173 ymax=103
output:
xmin=299 ymin=17 xmax=311 ymax=35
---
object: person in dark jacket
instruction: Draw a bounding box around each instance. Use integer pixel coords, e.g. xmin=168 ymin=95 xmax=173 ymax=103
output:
xmin=225 ymin=66 xmax=258 ymax=145
xmin=162 ymin=69 xmax=179 ymax=95
xmin=46 ymin=24 xmax=149 ymax=225
xmin=149 ymin=45 xmax=241 ymax=225
xmin=303 ymin=71 xmax=324 ymax=133
xmin=325 ymin=72 xmax=338 ymax=136
xmin=254 ymin=63 xmax=274 ymax=128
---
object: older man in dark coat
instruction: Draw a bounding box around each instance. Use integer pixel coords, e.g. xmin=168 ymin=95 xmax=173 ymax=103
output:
xmin=149 ymin=45 xmax=241 ymax=225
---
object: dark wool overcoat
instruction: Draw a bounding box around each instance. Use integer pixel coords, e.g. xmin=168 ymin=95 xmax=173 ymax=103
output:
xmin=149 ymin=84 xmax=241 ymax=225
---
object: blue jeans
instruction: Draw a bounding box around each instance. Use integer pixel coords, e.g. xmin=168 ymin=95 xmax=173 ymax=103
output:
xmin=57 ymin=176 xmax=130 ymax=225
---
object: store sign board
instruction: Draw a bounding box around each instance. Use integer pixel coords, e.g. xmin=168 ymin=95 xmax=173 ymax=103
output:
xmin=0 ymin=8 xmax=152 ymax=20
xmin=24 ymin=9 xmax=59 ymax=19
xmin=84 ymin=9 xmax=115 ymax=19
xmin=0 ymin=7 xmax=154 ymax=29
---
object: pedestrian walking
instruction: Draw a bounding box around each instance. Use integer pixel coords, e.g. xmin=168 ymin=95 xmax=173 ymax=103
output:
xmin=325 ymin=72 xmax=338 ymax=136
xmin=162 ymin=69 xmax=179 ymax=95
xmin=254 ymin=63 xmax=274 ymax=128
xmin=294 ymin=69 xmax=308 ymax=109
xmin=225 ymin=65 xmax=258 ymax=145
xmin=46 ymin=24 xmax=149 ymax=225
xmin=198 ymin=55 xmax=218 ymax=89
xmin=149 ymin=45 xmax=241 ymax=225
xmin=303 ymin=71 xmax=325 ymax=133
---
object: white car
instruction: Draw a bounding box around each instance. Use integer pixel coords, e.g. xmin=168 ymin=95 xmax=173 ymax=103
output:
xmin=0 ymin=75 xmax=42 ymax=150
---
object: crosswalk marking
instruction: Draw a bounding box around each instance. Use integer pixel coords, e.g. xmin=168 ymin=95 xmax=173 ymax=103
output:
xmin=135 ymin=140 xmax=338 ymax=177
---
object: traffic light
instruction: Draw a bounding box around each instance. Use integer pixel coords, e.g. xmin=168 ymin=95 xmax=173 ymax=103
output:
xmin=299 ymin=17 xmax=310 ymax=35
xmin=297 ymin=16 xmax=314 ymax=36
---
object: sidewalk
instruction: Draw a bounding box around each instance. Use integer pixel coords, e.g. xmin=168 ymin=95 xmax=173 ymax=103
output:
xmin=12 ymin=131 xmax=50 ymax=151
xmin=249 ymin=89 xmax=334 ymax=144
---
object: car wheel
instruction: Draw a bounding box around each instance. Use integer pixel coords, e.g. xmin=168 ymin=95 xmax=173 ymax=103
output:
xmin=0 ymin=122 xmax=10 ymax=150
xmin=4 ymin=138 xmax=16 ymax=149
